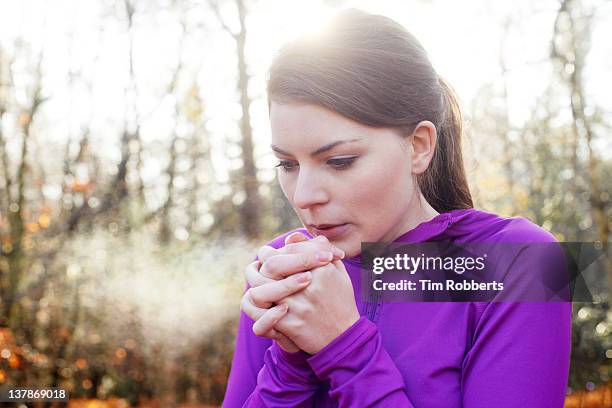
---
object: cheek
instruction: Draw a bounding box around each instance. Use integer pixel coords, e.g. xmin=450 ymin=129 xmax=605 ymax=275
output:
xmin=351 ymin=175 xmax=412 ymax=211
xmin=278 ymin=172 xmax=295 ymax=201
xmin=347 ymin=156 xmax=414 ymax=227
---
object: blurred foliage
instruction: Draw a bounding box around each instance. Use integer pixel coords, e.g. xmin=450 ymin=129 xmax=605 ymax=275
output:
xmin=0 ymin=0 xmax=610 ymax=406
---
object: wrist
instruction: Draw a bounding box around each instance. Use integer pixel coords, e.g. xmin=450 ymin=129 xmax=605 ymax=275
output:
xmin=307 ymin=316 xmax=377 ymax=380
xmin=312 ymin=311 xmax=361 ymax=354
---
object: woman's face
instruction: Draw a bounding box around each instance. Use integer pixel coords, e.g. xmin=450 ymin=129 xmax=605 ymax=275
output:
xmin=270 ymin=102 xmax=433 ymax=258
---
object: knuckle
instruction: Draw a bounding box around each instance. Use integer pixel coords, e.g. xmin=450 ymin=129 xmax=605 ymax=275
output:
xmin=256 ymin=247 xmax=266 ymax=259
xmin=291 ymin=272 xmax=309 ymax=286
xmin=281 ymin=279 xmax=295 ymax=294
xmin=245 ymin=274 xmax=259 ymax=289
xmin=245 ymin=266 xmax=260 ymax=284
xmin=248 ymin=288 xmax=264 ymax=306
xmin=300 ymin=253 xmax=310 ymax=268
xmin=244 ymin=262 xmax=256 ymax=279
xmin=241 ymin=291 xmax=251 ymax=308
xmin=258 ymin=245 xmax=275 ymax=261
xmin=262 ymin=260 xmax=278 ymax=277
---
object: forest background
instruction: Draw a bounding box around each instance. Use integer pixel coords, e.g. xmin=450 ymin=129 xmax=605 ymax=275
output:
xmin=0 ymin=0 xmax=611 ymax=406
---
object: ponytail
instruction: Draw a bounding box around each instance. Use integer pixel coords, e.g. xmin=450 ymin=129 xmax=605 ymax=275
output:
xmin=417 ymin=76 xmax=473 ymax=213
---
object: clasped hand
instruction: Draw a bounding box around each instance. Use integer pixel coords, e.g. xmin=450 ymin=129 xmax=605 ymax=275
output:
xmin=240 ymin=233 xmax=360 ymax=354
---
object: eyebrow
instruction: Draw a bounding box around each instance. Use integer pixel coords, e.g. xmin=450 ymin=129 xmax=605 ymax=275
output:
xmin=271 ymin=138 xmax=362 ymax=157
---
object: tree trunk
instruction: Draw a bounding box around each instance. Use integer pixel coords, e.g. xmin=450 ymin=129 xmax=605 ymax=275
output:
xmin=235 ymin=0 xmax=261 ymax=239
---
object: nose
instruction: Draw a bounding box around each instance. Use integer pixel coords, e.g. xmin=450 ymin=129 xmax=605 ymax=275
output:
xmin=292 ymin=168 xmax=329 ymax=209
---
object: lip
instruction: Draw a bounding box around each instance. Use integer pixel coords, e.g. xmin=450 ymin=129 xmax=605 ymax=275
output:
xmin=310 ymin=223 xmax=350 ymax=239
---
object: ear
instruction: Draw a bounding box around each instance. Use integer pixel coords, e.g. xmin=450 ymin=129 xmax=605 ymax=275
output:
xmin=409 ymin=121 xmax=437 ymax=175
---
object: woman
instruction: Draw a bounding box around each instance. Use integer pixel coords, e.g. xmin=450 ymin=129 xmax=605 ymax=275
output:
xmin=223 ymin=9 xmax=571 ymax=408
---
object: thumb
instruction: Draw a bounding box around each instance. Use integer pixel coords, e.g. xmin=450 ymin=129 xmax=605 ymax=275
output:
xmin=285 ymin=231 xmax=309 ymax=246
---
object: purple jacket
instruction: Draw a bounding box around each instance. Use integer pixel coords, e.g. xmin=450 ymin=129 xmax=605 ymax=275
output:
xmin=223 ymin=208 xmax=572 ymax=407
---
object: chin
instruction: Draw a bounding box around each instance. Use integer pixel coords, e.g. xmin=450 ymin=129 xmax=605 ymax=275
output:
xmin=332 ymin=232 xmax=360 ymax=257
xmin=336 ymin=241 xmax=359 ymax=258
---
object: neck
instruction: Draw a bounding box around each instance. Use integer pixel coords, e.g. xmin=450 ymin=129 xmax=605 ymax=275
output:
xmin=384 ymin=192 xmax=439 ymax=243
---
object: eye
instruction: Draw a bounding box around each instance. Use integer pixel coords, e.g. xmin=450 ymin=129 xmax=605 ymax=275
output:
xmin=275 ymin=160 xmax=298 ymax=172
xmin=327 ymin=156 xmax=357 ymax=170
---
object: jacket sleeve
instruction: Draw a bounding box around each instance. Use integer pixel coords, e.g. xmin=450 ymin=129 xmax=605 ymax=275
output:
xmin=242 ymin=343 xmax=319 ymax=407
xmin=461 ymin=301 xmax=571 ymax=407
xmin=224 ymin=229 xmax=322 ymax=408
xmin=223 ymin=308 xmax=321 ymax=408
xmin=222 ymin=309 xmax=273 ymax=408
xmin=306 ymin=316 xmax=417 ymax=407
xmin=460 ymin=231 xmax=572 ymax=407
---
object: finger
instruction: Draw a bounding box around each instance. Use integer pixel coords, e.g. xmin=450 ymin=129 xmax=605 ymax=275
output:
xmin=314 ymin=235 xmax=345 ymax=259
xmin=256 ymin=327 xmax=295 ymax=347
xmin=241 ymin=289 xmax=267 ymax=322
xmin=257 ymin=245 xmax=278 ymax=263
xmin=285 ymin=232 xmax=309 ymax=246
xmin=260 ymin=251 xmax=331 ymax=280
xmin=252 ymin=304 xmax=289 ymax=337
xmin=245 ymin=260 xmax=273 ymax=288
xmin=249 ymin=271 xmax=312 ymax=308
xmin=262 ymin=327 xmax=285 ymax=342
xmin=283 ymin=238 xmax=345 ymax=261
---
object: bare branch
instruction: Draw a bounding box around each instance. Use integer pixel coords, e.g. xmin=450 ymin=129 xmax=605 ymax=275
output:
xmin=208 ymin=0 xmax=238 ymax=39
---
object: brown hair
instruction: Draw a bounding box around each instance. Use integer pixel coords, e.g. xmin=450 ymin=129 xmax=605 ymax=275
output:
xmin=267 ymin=9 xmax=473 ymax=213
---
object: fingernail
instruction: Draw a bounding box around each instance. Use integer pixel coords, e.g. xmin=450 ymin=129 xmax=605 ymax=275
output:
xmin=295 ymin=271 xmax=312 ymax=283
xmin=278 ymin=303 xmax=288 ymax=313
xmin=317 ymin=251 xmax=333 ymax=262
xmin=286 ymin=232 xmax=306 ymax=244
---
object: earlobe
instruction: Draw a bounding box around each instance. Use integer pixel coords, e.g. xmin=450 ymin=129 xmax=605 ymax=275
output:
xmin=410 ymin=121 xmax=437 ymax=175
